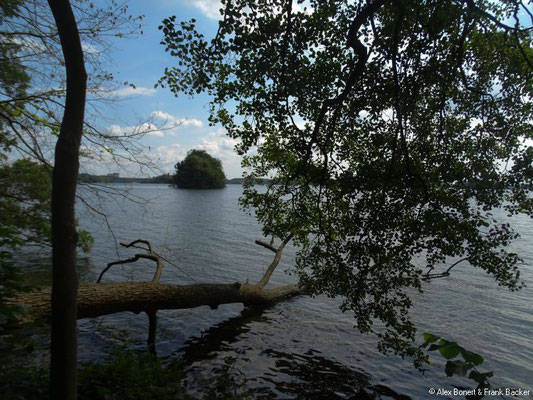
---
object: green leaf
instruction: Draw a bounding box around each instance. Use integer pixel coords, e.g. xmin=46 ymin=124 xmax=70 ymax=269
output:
xmin=469 ymin=370 xmax=493 ymax=384
xmin=422 ymin=332 xmax=440 ymax=347
xmin=461 ymin=350 xmax=484 ymax=366
xmin=438 ymin=340 xmax=461 ymax=360
xmin=445 ymin=360 xmax=473 ymax=377
xmin=427 ymin=344 xmax=440 ymax=352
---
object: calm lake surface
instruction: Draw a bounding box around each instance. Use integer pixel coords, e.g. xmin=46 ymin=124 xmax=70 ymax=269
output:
xmin=22 ymin=184 xmax=533 ymax=399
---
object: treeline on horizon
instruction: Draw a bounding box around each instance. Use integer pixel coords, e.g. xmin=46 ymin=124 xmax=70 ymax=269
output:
xmin=79 ymin=173 xmax=509 ymax=190
xmin=79 ymin=173 xmax=269 ymax=185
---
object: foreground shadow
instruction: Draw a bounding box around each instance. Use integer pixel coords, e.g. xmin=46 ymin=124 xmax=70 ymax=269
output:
xmin=175 ymin=305 xmax=270 ymax=364
xmin=174 ymin=306 xmax=412 ymax=400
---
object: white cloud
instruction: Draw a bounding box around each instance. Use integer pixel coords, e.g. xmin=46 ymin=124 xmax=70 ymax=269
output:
xmin=109 ymin=86 xmax=157 ymax=97
xmin=107 ymin=124 xmax=124 ymax=136
xmin=152 ymin=144 xmax=187 ymax=166
xmin=107 ymin=122 xmax=164 ymax=137
xmin=196 ymin=129 xmax=242 ymax=175
xmin=185 ymin=0 xmax=312 ymax=21
xmin=106 ymin=111 xmax=203 ymax=139
xmin=89 ymin=124 xmax=243 ymax=176
xmin=381 ymin=108 xmax=394 ymax=122
xmin=470 ymin=118 xmax=483 ymax=129
xmin=9 ymin=36 xmax=46 ymax=52
xmin=150 ymin=111 xmax=203 ymax=128
xmin=292 ymin=119 xmax=310 ymax=131
xmin=82 ymin=41 xmax=100 ymax=55
xmin=198 ymin=129 xmax=239 ymax=154
xmin=186 ymin=0 xmax=222 ymax=20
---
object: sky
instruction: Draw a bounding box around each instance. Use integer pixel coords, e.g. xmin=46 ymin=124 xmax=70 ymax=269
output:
xmin=81 ymin=0 xmax=243 ymax=178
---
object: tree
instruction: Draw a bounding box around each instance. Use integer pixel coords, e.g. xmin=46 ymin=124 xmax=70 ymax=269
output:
xmin=173 ymin=149 xmax=227 ymax=189
xmin=158 ymin=0 xmax=533 ymax=365
xmin=46 ymin=0 xmax=86 ymax=398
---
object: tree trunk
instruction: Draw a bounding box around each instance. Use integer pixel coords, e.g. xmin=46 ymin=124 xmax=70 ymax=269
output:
xmin=13 ymin=282 xmax=301 ymax=321
xmin=46 ymin=1 xmax=87 ymax=399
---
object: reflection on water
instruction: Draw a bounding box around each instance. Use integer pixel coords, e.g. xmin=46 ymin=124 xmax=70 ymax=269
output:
xmin=255 ymin=348 xmax=371 ymax=399
xmin=178 ymin=306 xmax=411 ymax=399
xmin=15 ymin=184 xmax=533 ymax=399
xmin=177 ymin=307 xmax=270 ymax=364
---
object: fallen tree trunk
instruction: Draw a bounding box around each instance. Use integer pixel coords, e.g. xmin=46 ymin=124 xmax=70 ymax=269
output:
xmin=14 ymin=281 xmax=301 ymax=321
xmin=10 ymin=237 xmax=301 ymax=355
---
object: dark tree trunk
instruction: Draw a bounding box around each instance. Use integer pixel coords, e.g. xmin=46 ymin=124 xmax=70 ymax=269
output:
xmin=46 ymin=0 xmax=87 ymax=399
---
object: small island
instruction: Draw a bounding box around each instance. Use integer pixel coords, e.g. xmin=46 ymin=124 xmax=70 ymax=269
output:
xmin=173 ymin=149 xmax=226 ymax=189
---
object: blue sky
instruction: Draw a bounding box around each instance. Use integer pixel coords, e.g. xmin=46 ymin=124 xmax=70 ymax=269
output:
xmin=82 ymin=0 xmax=244 ymax=178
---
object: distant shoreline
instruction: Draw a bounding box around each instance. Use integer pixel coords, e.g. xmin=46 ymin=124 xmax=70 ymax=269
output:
xmin=79 ymin=174 xmax=267 ymax=185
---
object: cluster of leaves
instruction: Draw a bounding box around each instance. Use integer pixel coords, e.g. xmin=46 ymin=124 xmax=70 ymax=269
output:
xmin=0 ymin=251 xmax=35 ymax=368
xmin=198 ymin=356 xmax=250 ymax=400
xmin=0 ymin=158 xmax=94 ymax=376
xmin=0 ymin=362 xmax=49 ymax=400
xmin=0 ymin=349 xmax=250 ymax=400
xmin=0 ymin=158 xmax=94 ymax=252
xmin=421 ymin=332 xmax=494 ymax=399
xmin=159 ymin=0 xmax=533 ymax=364
xmin=77 ymin=351 xmax=188 ymax=400
xmin=173 ymin=149 xmax=227 ymax=189
xmin=0 ymin=158 xmax=53 ymax=248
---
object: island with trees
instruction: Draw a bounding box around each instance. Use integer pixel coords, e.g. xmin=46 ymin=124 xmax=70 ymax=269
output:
xmin=172 ymin=149 xmax=226 ymax=189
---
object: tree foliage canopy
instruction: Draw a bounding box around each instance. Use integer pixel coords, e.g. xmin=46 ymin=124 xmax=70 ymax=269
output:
xmin=173 ymin=149 xmax=226 ymax=189
xmin=165 ymin=0 xmax=531 ymax=362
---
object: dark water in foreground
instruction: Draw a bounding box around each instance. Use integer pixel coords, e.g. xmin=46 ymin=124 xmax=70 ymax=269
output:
xmin=21 ymin=184 xmax=533 ymax=399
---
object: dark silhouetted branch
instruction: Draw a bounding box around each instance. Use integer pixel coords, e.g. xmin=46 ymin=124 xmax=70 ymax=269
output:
xmin=96 ymin=239 xmax=163 ymax=283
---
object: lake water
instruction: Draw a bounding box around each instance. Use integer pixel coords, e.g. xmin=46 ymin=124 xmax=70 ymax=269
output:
xmin=22 ymin=184 xmax=533 ymax=399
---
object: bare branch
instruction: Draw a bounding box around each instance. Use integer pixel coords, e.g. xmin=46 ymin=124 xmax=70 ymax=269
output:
xmin=97 ymin=255 xmax=141 ymax=283
xmin=255 ymin=239 xmax=278 ymax=253
xmin=446 ymin=257 xmax=470 ymax=274
xmin=97 ymin=239 xmax=163 ymax=283
xmin=421 ymin=257 xmax=470 ymax=281
xmin=120 ymin=239 xmax=152 ymax=253
xmin=256 ymin=234 xmax=293 ymax=288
